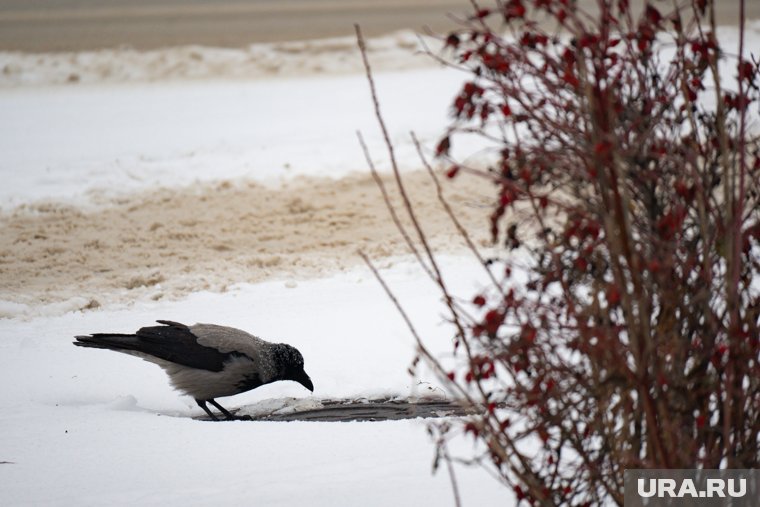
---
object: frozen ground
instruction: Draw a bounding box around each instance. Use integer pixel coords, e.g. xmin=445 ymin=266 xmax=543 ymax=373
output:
xmin=1 ymin=19 xmax=758 ymax=507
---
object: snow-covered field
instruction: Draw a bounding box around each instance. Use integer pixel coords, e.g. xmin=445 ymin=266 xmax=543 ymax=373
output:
xmin=0 ymin=65 xmax=464 ymax=208
xmin=1 ymin=18 xmax=758 ymax=506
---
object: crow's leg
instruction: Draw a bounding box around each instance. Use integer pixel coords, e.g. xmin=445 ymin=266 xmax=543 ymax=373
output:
xmin=208 ymin=399 xmax=236 ymax=420
xmin=196 ymin=399 xmax=220 ymax=421
xmin=209 ymin=399 xmax=251 ymax=421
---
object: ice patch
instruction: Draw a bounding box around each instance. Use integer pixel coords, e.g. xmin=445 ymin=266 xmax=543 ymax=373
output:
xmin=238 ymin=397 xmax=325 ymax=418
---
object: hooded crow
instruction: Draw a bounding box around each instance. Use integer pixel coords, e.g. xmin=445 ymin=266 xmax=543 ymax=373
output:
xmin=74 ymin=320 xmax=313 ymax=420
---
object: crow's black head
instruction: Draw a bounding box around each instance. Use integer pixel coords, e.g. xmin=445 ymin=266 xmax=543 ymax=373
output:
xmin=273 ymin=344 xmax=313 ymax=392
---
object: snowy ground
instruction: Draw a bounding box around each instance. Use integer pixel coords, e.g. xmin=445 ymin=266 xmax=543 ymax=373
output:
xmin=0 ymin=65 xmax=467 ymax=208
xmin=0 ymin=258 xmax=508 ymax=506
xmin=1 ymin=19 xmax=758 ymax=507
xmin=0 ymin=29 xmax=510 ymax=506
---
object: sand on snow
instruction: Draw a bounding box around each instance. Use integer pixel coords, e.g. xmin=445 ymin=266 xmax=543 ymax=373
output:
xmin=0 ymin=170 xmax=495 ymax=315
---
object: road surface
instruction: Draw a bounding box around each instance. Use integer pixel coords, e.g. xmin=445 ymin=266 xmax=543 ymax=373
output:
xmin=0 ymin=0 xmax=755 ymax=52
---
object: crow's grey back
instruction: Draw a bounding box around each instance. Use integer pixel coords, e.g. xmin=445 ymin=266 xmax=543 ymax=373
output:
xmin=190 ymin=323 xmax=277 ymax=380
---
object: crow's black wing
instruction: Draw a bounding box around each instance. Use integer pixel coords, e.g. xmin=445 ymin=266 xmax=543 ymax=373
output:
xmin=74 ymin=320 xmax=238 ymax=372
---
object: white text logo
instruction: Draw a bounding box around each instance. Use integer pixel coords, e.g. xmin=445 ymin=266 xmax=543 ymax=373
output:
xmin=637 ymin=478 xmax=746 ymax=498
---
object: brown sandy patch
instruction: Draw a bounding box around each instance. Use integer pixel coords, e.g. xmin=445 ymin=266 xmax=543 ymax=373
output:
xmin=0 ymin=171 xmax=494 ymax=310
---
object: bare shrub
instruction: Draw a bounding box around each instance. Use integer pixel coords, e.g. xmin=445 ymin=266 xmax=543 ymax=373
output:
xmin=358 ymin=0 xmax=760 ymax=504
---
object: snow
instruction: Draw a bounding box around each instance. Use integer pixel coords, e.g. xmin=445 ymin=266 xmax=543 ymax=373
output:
xmin=3 ymin=23 xmax=757 ymax=210
xmin=0 ymin=258 xmax=507 ymax=506
xmin=0 ymin=28 xmax=482 ymax=210
xmin=0 ymin=68 xmax=474 ymax=209
xmin=0 ymin=297 xmax=95 ymax=320
xmin=0 ymin=30 xmax=438 ymax=88
xmin=1 ymin=416 xmax=484 ymax=507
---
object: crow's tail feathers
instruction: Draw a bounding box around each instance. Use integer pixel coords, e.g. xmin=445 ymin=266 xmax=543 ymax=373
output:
xmin=73 ymin=334 xmax=143 ymax=354
xmin=74 ymin=322 xmax=231 ymax=371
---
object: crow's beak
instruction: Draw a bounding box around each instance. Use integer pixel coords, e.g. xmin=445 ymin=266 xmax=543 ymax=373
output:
xmin=292 ymin=368 xmax=314 ymax=392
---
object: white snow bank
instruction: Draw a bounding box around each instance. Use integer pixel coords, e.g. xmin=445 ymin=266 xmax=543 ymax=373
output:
xmin=0 ymin=297 xmax=98 ymax=319
xmin=0 ymin=300 xmax=30 ymax=319
xmin=0 ymin=30 xmax=440 ymax=88
xmin=2 ymin=20 xmax=756 ymax=90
